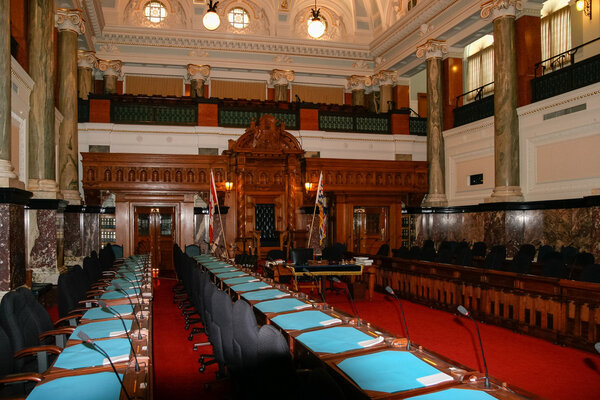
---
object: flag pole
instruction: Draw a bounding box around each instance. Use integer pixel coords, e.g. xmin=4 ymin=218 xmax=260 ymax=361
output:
xmin=211 ymin=169 xmax=229 ymax=259
xmin=307 ymin=171 xmax=322 ymax=248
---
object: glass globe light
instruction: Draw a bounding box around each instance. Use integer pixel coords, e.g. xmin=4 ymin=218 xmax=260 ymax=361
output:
xmin=308 ymin=17 xmax=326 ymax=39
xmin=203 ymin=11 xmax=221 ymax=31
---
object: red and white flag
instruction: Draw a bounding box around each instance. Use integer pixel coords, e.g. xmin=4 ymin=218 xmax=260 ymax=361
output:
xmin=209 ymin=170 xmax=218 ymax=244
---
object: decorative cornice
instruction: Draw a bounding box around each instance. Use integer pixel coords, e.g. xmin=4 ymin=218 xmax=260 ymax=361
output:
xmin=77 ymin=50 xmax=97 ymax=69
xmin=416 ymin=39 xmax=448 ymax=59
xmin=97 ymin=30 xmax=371 ymax=61
xmin=269 ymin=69 xmax=295 ymax=86
xmin=346 ymin=75 xmax=372 ymax=91
xmin=371 ymin=70 xmax=398 ymax=86
xmin=187 ymin=64 xmax=210 ymax=81
xmin=55 ymin=9 xmax=86 ymax=35
xmin=97 ymin=59 xmax=123 ymax=77
xmin=481 ymin=0 xmax=522 ymax=19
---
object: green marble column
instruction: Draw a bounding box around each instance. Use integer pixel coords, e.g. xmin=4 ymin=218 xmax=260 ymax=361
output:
xmin=77 ymin=51 xmax=97 ymax=100
xmin=28 ymin=0 xmax=59 ymax=198
xmin=417 ymin=40 xmax=448 ymax=207
xmin=98 ymin=59 xmax=122 ymax=94
xmin=347 ymin=75 xmax=372 ymax=107
xmin=482 ymin=0 xmax=523 ymax=202
xmin=56 ymin=9 xmax=85 ymax=205
xmin=270 ymin=69 xmax=294 ymax=102
xmin=373 ymin=71 xmax=397 ymax=113
xmin=187 ymin=64 xmax=210 ymax=99
xmin=0 ymin=0 xmax=17 ymax=187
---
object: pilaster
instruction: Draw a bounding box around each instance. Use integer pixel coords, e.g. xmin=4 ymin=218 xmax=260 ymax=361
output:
xmin=77 ymin=50 xmax=97 ymax=100
xmin=372 ymin=70 xmax=397 ymax=113
xmin=346 ymin=75 xmax=372 ymax=107
xmin=187 ymin=64 xmax=210 ymax=99
xmin=269 ymin=69 xmax=294 ymax=102
xmin=98 ymin=59 xmax=122 ymax=94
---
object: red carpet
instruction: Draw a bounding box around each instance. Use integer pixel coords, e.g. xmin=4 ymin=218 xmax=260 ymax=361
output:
xmin=151 ymin=279 xmax=600 ymax=399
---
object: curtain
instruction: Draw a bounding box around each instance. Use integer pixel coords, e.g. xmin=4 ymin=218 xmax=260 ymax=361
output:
xmin=125 ymin=75 xmax=183 ymax=97
xmin=210 ymin=80 xmax=266 ymax=100
xmin=541 ymin=6 xmax=571 ymax=71
xmin=466 ymin=45 xmax=494 ymax=100
xmin=291 ymin=84 xmax=344 ymax=105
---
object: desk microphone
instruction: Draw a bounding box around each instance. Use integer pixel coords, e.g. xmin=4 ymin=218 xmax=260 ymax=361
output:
xmin=113 ymin=283 xmax=144 ymax=339
xmin=302 ymin=268 xmax=326 ymax=303
xmin=458 ymin=305 xmax=490 ymax=388
xmin=98 ymin=300 xmax=140 ymax=372
xmin=595 ymin=342 xmax=600 ymax=354
xmin=118 ymin=275 xmax=146 ymax=311
xmin=385 ymin=286 xmax=411 ymax=350
xmin=77 ymin=331 xmax=132 ymax=400
xmin=332 ymin=277 xmax=360 ymax=326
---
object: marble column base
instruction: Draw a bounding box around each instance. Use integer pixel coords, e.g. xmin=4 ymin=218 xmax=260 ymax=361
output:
xmin=0 ymin=204 xmax=27 ymax=291
xmin=421 ymin=193 xmax=448 ymax=208
xmin=0 ymin=160 xmax=23 ymax=189
xmin=61 ymin=189 xmax=82 ymax=205
xmin=485 ymin=185 xmax=524 ymax=203
xmin=28 ymin=179 xmax=62 ymax=199
xmin=27 ymin=209 xmax=60 ymax=285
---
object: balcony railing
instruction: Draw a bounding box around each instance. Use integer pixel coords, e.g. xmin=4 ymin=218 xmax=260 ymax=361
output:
xmin=78 ymin=95 xmax=426 ymax=135
xmin=453 ymin=83 xmax=495 ymax=127
xmin=532 ymin=37 xmax=600 ymax=102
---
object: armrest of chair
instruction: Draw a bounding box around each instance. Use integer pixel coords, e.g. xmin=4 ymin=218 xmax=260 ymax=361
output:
xmin=0 ymin=372 xmax=43 ymax=384
xmin=54 ymin=314 xmax=82 ymax=327
xmin=39 ymin=327 xmax=75 ymax=342
xmin=14 ymin=345 xmax=62 ymax=359
xmin=78 ymin=298 xmax=99 ymax=306
xmin=86 ymin=289 xmax=105 ymax=297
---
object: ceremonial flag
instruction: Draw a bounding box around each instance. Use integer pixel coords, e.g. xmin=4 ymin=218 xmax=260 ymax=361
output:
xmin=209 ymin=170 xmax=218 ymax=244
xmin=315 ymin=172 xmax=327 ymax=246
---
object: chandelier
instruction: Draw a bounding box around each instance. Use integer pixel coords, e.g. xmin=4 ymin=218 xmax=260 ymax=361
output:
xmin=203 ymin=0 xmax=221 ymax=31
xmin=307 ymin=1 xmax=326 ymax=39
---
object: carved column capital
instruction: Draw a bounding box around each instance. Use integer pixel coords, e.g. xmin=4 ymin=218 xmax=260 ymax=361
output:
xmin=269 ymin=69 xmax=295 ymax=86
xmin=77 ymin=50 xmax=97 ymax=69
xmin=416 ymin=39 xmax=448 ymax=60
xmin=187 ymin=64 xmax=210 ymax=81
xmin=481 ymin=0 xmax=522 ymax=19
xmin=371 ymin=70 xmax=398 ymax=87
xmin=97 ymin=59 xmax=123 ymax=78
xmin=346 ymin=75 xmax=372 ymax=91
xmin=55 ymin=9 xmax=86 ymax=35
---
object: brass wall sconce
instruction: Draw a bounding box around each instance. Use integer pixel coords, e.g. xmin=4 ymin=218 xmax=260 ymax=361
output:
xmin=225 ymin=181 xmax=233 ymax=191
xmin=576 ymin=0 xmax=592 ymax=20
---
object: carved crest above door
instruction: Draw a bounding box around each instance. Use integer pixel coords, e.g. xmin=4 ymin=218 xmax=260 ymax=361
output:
xmin=228 ymin=114 xmax=303 ymax=155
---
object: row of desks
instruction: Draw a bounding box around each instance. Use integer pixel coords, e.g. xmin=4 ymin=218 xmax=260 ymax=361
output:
xmin=25 ymin=255 xmax=154 ymax=400
xmin=195 ymin=254 xmax=540 ymax=400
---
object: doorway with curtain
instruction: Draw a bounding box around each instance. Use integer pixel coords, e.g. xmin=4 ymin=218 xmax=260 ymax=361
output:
xmin=352 ymin=206 xmax=389 ymax=254
xmin=134 ymin=206 xmax=175 ymax=271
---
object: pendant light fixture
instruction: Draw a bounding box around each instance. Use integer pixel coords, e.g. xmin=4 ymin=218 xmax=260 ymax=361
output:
xmin=203 ymin=0 xmax=221 ymax=31
xmin=307 ymin=0 xmax=326 ymax=39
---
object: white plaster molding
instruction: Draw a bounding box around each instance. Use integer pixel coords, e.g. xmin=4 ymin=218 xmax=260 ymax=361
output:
xmin=372 ymin=70 xmax=398 ymax=86
xmin=187 ymin=64 xmax=210 ymax=81
xmin=481 ymin=0 xmax=522 ymax=19
xmin=416 ymin=39 xmax=448 ymax=60
xmin=346 ymin=75 xmax=372 ymax=91
xmin=97 ymin=59 xmax=123 ymax=77
xmin=269 ymin=69 xmax=295 ymax=86
xmin=77 ymin=50 xmax=98 ymax=69
xmin=55 ymin=9 xmax=86 ymax=35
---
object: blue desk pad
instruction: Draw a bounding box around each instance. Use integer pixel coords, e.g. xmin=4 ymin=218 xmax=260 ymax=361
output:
xmin=110 ymin=278 xmax=141 ymax=287
xmin=53 ymin=339 xmax=131 ymax=370
xmin=229 ymin=281 xmax=272 ymax=293
xmin=117 ymin=272 xmax=143 ymax=281
xmin=210 ymin=267 xmax=239 ymax=274
xmin=26 ymin=372 xmax=124 ymax=400
xmin=271 ymin=310 xmax=341 ymax=331
xmin=100 ymin=288 xmax=139 ymax=300
xmin=70 ymin=319 xmax=133 ymax=340
xmin=296 ymin=327 xmax=382 ymax=354
xmin=216 ymin=271 xmax=247 ymax=279
xmin=205 ymin=264 xmax=233 ymax=271
xmin=241 ymin=289 xmax=290 ymax=301
xmin=336 ymin=351 xmax=453 ymax=393
xmin=405 ymin=388 xmax=497 ymax=400
xmin=254 ymin=298 xmax=313 ymax=314
xmin=202 ymin=261 xmax=229 ymax=267
xmin=81 ymin=305 xmax=134 ymax=320
xmin=222 ymin=276 xmax=259 ymax=285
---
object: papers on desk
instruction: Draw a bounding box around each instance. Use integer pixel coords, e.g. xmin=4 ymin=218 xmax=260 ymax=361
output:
xmin=109 ymin=330 xmax=126 ymax=337
xmin=102 ymin=354 xmax=130 ymax=366
xmin=416 ymin=372 xmax=454 ymax=386
xmin=320 ymin=318 xmax=343 ymax=326
xmin=25 ymin=372 xmax=124 ymax=400
xmin=294 ymin=304 xmax=313 ymax=310
xmin=358 ymin=335 xmax=384 ymax=348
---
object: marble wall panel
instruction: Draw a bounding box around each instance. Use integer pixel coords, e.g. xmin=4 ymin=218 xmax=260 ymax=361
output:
xmin=591 ymin=206 xmax=600 ymax=261
xmin=82 ymin=214 xmax=100 ymax=256
xmin=63 ymin=213 xmax=82 ymax=258
xmin=543 ymin=209 xmax=574 ymax=251
xmin=570 ymin=208 xmax=593 ymax=254
xmin=505 ymin=210 xmax=525 ymax=257
xmin=0 ymin=205 xmax=11 ymax=291
xmin=414 ymin=214 xmax=424 ymax=247
xmin=523 ymin=209 xmax=544 ymax=248
xmin=28 ymin=209 xmax=59 ymax=284
xmin=483 ymin=211 xmax=506 ymax=248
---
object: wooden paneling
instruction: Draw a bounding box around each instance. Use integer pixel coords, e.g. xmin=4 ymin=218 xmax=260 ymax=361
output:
xmin=10 ymin=0 xmax=28 ymax=70
xmin=417 ymin=92 xmax=428 ymax=117
xmin=89 ymin=99 xmax=111 ymax=123
xmin=372 ymin=256 xmax=600 ymax=352
xmin=393 ymin=85 xmax=410 ymax=109
xmin=391 ymin=113 xmax=409 ymax=134
xmin=197 ymin=103 xmax=219 ymax=126
xmin=443 ymin=57 xmax=463 ymax=130
xmin=299 ymin=108 xmax=319 ymax=131
xmin=344 ymin=92 xmax=353 ymax=105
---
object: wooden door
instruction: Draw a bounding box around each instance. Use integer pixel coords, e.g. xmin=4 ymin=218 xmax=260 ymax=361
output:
xmin=417 ymin=92 xmax=428 ymax=117
xmin=134 ymin=206 xmax=175 ymax=270
xmin=352 ymin=206 xmax=389 ymax=254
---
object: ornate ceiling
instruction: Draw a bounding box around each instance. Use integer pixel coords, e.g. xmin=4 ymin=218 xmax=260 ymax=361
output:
xmin=58 ymin=0 xmax=545 ymax=82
